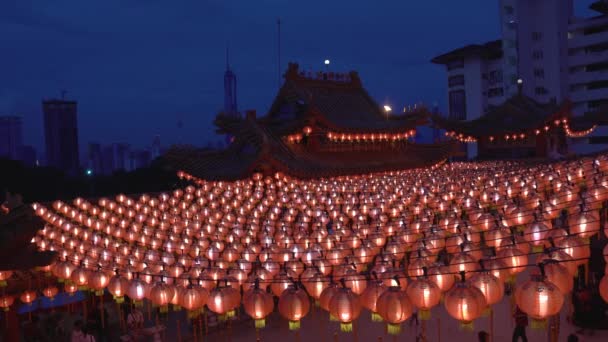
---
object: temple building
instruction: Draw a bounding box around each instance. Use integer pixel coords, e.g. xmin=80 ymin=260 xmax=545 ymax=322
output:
xmin=432 ymin=88 xmax=603 ymax=160
xmin=164 ymin=63 xmax=455 ymax=180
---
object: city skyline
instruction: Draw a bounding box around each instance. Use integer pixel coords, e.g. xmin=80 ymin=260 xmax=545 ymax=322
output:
xmin=0 ymin=0 xmax=597 ymax=153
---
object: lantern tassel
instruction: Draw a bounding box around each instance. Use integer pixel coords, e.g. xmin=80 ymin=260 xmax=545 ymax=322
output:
xmin=113 ymin=296 xmax=124 ymax=304
xmin=340 ymin=322 xmax=353 ymax=333
xmin=531 ymin=318 xmax=548 ymax=330
xmin=419 ymin=309 xmax=432 ymax=320
xmin=459 ymin=321 xmax=474 ymax=332
xmin=289 ymin=320 xmax=301 ymax=331
xmin=387 ymin=323 xmax=401 ymax=335
xmin=329 ymin=314 xmax=338 ymax=322
xmin=255 ymin=319 xmax=266 ymax=329
xmin=482 ymin=307 xmax=492 ymax=317
xmin=371 ymin=312 xmax=383 ymax=322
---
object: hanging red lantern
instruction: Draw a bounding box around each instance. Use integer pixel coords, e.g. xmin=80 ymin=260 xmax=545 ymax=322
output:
xmin=89 ymin=269 xmax=110 ymax=296
xmin=468 ymin=271 xmax=504 ymax=309
xmin=20 ymin=290 xmax=37 ymax=305
xmin=207 ymin=282 xmax=240 ymax=319
xmin=108 ymin=273 xmax=129 ymax=303
xmin=0 ymin=295 xmax=14 ymax=312
xmin=376 ymin=285 xmax=413 ymax=335
xmin=64 ymin=282 xmax=78 ymax=296
xmin=278 ymin=284 xmax=310 ymax=331
xmin=243 ymin=279 xmax=274 ymax=329
xmin=360 ymin=277 xmax=387 ymax=322
xmin=180 ymin=284 xmax=208 ymax=317
xmin=0 ymin=271 xmax=12 ymax=287
xmin=42 ymin=286 xmax=59 ymax=300
xmin=406 ymin=269 xmax=441 ymax=320
xmin=443 ymin=272 xmax=487 ymax=330
xmin=428 ymin=264 xmax=455 ymax=292
xmin=541 ymin=261 xmax=573 ymax=295
xmin=150 ymin=281 xmax=175 ymax=313
xmin=328 ymin=282 xmax=362 ymax=333
xmin=515 ymin=265 xmax=564 ymax=328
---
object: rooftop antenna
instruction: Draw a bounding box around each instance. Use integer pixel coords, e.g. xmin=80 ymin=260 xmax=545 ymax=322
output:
xmin=226 ymin=43 xmax=230 ymax=71
xmin=277 ymin=18 xmax=281 ymax=89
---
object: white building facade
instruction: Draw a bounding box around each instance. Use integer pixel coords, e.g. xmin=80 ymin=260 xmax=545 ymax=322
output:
xmin=433 ymin=0 xmax=608 ymax=158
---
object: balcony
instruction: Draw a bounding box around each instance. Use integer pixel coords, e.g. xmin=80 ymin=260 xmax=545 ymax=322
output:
xmin=569 ymin=86 xmax=608 ymax=102
xmin=569 ymin=30 xmax=608 ymax=49
xmin=569 ymin=69 xmax=608 ymax=85
xmin=568 ymin=49 xmax=608 ymax=67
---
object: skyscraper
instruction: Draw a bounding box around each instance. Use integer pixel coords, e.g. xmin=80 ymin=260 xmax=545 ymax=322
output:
xmin=0 ymin=116 xmax=23 ymax=160
xmin=43 ymin=97 xmax=80 ymax=175
xmin=151 ymin=135 xmax=161 ymax=160
xmin=87 ymin=142 xmax=103 ymax=175
xmin=223 ymin=48 xmax=239 ymax=117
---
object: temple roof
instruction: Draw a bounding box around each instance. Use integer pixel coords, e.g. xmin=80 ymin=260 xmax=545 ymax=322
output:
xmin=590 ymin=0 xmax=608 ymax=14
xmin=163 ymin=116 xmax=455 ymax=181
xmin=568 ymin=104 xmax=608 ymax=131
xmin=432 ymin=95 xmax=568 ymax=137
xmin=431 ymin=40 xmax=502 ymax=64
xmin=262 ymin=63 xmax=428 ymax=134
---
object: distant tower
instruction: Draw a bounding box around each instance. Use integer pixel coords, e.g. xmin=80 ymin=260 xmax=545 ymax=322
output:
xmin=0 ymin=116 xmax=23 ymax=160
xmin=224 ymin=47 xmax=239 ymax=117
xmin=43 ymin=94 xmax=80 ymax=175
xmin=151 ymin=135 xmax=161 ymax=160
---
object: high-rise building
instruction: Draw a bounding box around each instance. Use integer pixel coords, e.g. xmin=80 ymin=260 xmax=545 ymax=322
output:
xmin=432 ymin=0 xmax=608 ymax=157
xmin=151 ymin=135 xmax=161 ymax=160
xmin=0 ymin=116 xmax=23 ymax=160
xmin=87 ymin=143 xmax=103 ymax=175
xmin=43 ymin=98 xmax=80 ymax=175
xmin=224 ymin=48 xmax=239 ymax=117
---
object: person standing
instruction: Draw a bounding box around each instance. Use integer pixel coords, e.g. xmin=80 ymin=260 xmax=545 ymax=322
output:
xmin=513 ymin=306 xmax=529 ymax=342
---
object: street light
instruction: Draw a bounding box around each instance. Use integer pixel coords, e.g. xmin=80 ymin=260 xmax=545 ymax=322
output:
xmin=324 ymin=59 xmax=330 ymax=65
xmin=383 ymin=105 xmax=392 ymax=113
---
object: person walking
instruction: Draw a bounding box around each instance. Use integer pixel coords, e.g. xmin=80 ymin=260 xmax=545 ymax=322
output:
xmin=513 ymin=306 xmax=529 ymax=342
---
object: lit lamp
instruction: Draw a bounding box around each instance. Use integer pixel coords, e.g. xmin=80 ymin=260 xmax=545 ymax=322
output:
xmin=517 ymin=78 xmax=523 ymax=95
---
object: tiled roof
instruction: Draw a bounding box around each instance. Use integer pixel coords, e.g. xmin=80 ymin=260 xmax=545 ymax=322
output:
xmin=431 ymin=40 xmax=502 ymax=64
xmin=264 ymin=63 xmax=427 ymax=134
xmin=163 ymin=117 xmax=455 ymax=181
xmin=432 ymin=95 xmax=566 ymax=137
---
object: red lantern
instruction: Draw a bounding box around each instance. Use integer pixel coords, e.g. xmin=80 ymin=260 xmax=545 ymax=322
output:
xmin=443 ymin=273 xmax=487 ymax=330
xmin=180 ymin=285 xmax=208 ymax=313
xmin=243 ymin=280 xmax=274 ymax=329
xmin=0 ymin=295 xmax=14 ymax=311
xmin=360 ymin=278 xmax=387 ymax=322
xmin=515 ymin=269 xmax=564 ymax=327
xmin=42 ymin=286 xmax=59 ymax=300
xmin=278 ymin=285 xmax=310 ymax=331
xmin=328 ymin=285 xmax=362 ymax=333
xmin=406 ymin=274 xmax=441 ymax=320
xmin=20 ymin=290 xmax=37 ymax=305
xmin=108 ymin=274 xmax=129 ymax=302
xmin=376 ymin=286 xmax=413 ymax=335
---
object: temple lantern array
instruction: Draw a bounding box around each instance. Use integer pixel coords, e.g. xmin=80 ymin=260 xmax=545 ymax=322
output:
xmin=3 ymin=146 xmax=608 ymax=338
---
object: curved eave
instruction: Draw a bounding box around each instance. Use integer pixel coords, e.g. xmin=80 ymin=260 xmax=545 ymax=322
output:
xmin=432 ymin=100 xmax=570 ymax=138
